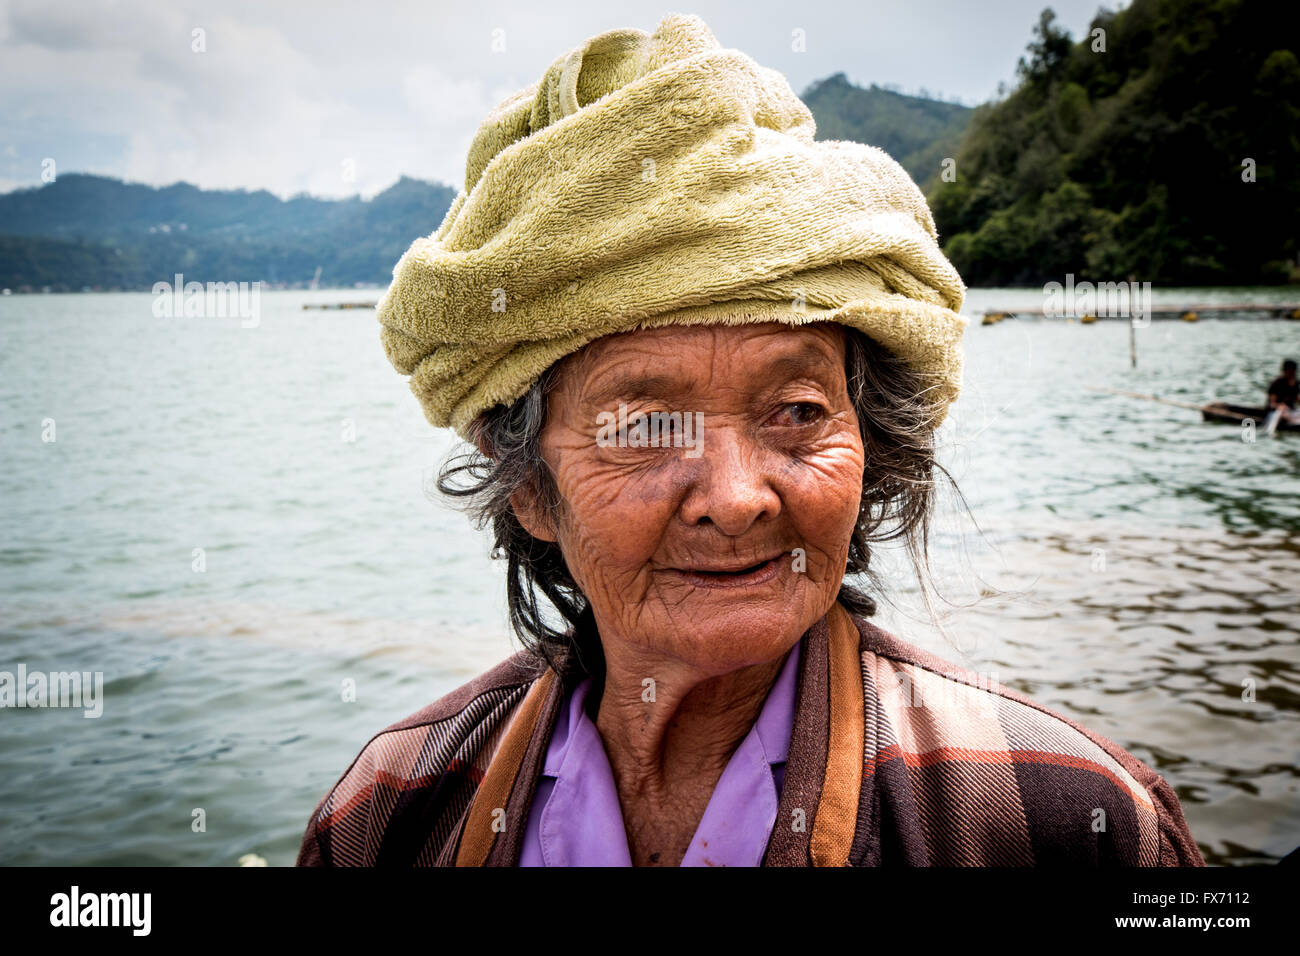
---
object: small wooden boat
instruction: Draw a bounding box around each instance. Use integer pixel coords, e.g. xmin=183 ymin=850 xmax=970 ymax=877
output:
xmin=1201 ymin=402 xmax=1300 ymax=432
xmin=1086 ymin=387 xmax=1300 ymax=434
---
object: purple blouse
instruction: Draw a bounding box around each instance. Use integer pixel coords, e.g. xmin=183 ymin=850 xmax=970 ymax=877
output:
xmin=518 ymin=637 xmax=802 ymax=866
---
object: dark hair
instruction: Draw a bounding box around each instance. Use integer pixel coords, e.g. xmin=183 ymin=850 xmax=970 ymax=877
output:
xmin=433 ymin=324 xmax=958 ymax=681
xmin=1284 ymin=359 xmax=1297 ymax=373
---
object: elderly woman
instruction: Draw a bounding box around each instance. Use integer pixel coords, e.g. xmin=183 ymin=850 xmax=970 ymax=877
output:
xmin=296 ymin=14 xmax=1202 ymax=867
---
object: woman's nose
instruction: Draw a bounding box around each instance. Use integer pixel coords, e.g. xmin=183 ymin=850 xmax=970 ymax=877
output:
xmin=677 ymin=426 xmax=781 ymax=535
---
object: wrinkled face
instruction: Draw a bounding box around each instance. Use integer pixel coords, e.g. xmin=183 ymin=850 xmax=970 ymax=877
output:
xmin=511 ymin=321 xmax=865 ymax=676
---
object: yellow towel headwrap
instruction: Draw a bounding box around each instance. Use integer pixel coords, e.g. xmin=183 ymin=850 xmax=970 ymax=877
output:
xmin=377 ymin=13 xmax=967 ymax=442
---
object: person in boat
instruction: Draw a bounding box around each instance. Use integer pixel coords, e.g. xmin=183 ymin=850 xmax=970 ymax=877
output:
xmin=295 ymin=14 xmax=1203 ymax=867
xmin=1266 ymin=358 xmax=1300 ymax=425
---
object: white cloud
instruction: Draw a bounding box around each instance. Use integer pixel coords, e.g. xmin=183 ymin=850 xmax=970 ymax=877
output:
xmin=0 ymin=0 xmax=1112 ymax=197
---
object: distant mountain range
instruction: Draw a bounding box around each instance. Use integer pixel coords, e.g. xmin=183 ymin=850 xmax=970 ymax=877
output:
xmin=0 ymin=76 xmax=969 ymax=292
xmin=0 ymin=174 xmax=460 ymax=291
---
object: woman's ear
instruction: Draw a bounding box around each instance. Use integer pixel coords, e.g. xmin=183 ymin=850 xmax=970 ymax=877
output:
xmin=509 ymin=483 xmax=559 ymax=543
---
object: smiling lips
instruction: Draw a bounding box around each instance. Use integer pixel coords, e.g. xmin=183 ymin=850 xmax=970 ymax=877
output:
xmin=669 ymin=553 xmax=785 ymax=589
xmin=684 ymin=554 xmax=781 ymax=574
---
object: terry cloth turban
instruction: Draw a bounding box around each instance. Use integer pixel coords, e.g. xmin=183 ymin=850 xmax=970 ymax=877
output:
xmin=377 ymin=13 xmax=968 ymax=442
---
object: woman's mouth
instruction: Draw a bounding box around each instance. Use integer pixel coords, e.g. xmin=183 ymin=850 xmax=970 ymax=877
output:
xmin=670 ymin=555 xmax=784 ymax=589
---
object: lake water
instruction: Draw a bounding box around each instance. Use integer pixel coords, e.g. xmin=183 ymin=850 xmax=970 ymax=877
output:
xmin=1 ymin=288 xmax=1297 ymax=866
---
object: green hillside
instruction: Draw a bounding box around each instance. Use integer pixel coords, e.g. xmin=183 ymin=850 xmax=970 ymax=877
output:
xmin=929 ymin=0 xmax=1300 ymax=286
xmin=801 ymin=73 xmax=972 ymax=187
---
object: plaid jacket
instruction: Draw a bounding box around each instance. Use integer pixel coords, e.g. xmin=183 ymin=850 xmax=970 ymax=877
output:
xmin=295 ymin=601 xmax=1204 ymax=866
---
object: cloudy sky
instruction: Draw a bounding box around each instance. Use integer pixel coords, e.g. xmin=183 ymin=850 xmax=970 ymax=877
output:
xmin=0 ymin=0 xmax=1118 ymax=198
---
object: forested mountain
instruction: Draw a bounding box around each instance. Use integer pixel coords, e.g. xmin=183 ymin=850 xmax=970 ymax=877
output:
xmin=929 ymin=0 xmax=1300 ymax=286
xmin=801 ymin=73 xmax=972 ymax=187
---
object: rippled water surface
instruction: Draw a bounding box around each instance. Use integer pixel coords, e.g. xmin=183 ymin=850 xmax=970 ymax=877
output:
xmin=1 ymin=288 xmax=1297 ymax=865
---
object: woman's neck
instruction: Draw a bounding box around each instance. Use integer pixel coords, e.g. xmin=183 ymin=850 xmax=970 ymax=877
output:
xmin=593 ymin=641 xmax=789 ymax=864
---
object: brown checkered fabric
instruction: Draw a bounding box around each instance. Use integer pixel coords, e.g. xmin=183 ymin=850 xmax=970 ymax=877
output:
xmin=296 ymin=603 xmax=1204 ymax=866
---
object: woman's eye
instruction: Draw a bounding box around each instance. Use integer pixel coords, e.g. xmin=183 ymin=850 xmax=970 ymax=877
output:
xmin=772 ymin=402 xmax=824 ymax=426
xmin=627 ymin=412 xmax=683 ymax=444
